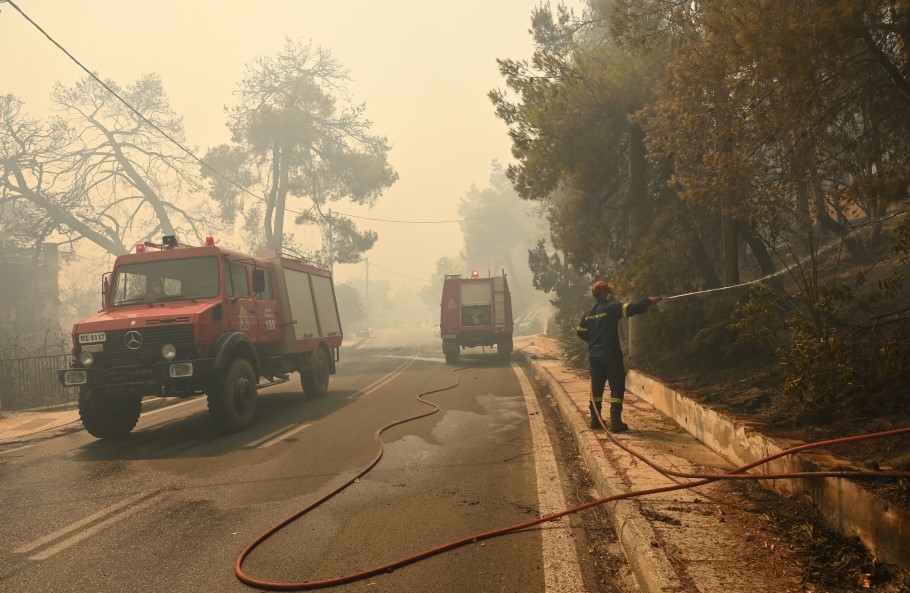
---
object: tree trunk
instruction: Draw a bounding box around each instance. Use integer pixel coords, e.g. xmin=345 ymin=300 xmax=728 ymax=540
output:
xmin=627 ymin=122 xmax=647 ymax=360
xmin=103 ymin=129 xmax=176 ymax=237
xmin=273 ymin=144 xmax=290 ymax=251
xmin=739 ymin=223 xmax=776 ymax=276
xmin=690 ymin=231 xmax=722 ymax=290
xmin=264 ymin=142 xmax=280 ymax=249
xmin=722 ymin=210 xmax=740 ymax=285
xmin=809 ymin=175 xmax=866 ymax=259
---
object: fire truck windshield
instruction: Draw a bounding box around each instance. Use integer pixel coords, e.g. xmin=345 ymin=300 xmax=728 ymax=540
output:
xmin=111 ymin=256 xmax=220 ymax=305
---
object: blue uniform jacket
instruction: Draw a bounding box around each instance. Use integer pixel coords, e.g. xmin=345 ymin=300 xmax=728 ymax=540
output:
xmin=576 ymin=298 xmax=653 ymax=360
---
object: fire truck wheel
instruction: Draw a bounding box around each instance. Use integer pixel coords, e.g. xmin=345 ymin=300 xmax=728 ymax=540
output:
xmin=498 ymin=338 xmax=513 ymax=361
xmin=444 ymin=350 xmax=459 ymax=364
xmin=208 ymin=357 xmax=258 ymax=432
xmin=78 ymin=388 xmax=141 ymax=439
xmin=301 ymin=348 xmax=330 ymax=398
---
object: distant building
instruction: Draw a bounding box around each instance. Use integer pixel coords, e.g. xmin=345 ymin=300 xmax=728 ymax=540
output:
xmin=0 ymin=243 xmax=60 ymax=338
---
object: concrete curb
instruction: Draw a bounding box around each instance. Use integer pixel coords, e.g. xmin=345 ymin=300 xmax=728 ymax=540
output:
xmin=519 ymin=350 xmax=684 ymax=593
xmin=627 ymin=370 xmax=910 ymax=572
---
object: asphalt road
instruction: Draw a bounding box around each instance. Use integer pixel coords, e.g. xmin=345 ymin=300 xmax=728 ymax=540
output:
xmin=0 ymin=327 xmax=628 ymax=593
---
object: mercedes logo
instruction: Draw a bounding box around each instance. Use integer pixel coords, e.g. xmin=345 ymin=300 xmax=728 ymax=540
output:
xmin=124 ymin=330 xmax=143 ymax=350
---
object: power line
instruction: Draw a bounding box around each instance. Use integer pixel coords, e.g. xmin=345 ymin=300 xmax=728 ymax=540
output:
xmin=365 ymin=261 xmax=432 ymax=284
xmin=5 ymin=0 xmax=266 ymax=206
xmin=5 ymin=2 xmax=517 ymax=235
xmin=332 ymin=211 xmax=498 ymax=224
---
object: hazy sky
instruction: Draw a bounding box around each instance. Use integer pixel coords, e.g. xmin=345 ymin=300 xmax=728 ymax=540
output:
xmin=1 ymin=0 xmax=562 ymax=292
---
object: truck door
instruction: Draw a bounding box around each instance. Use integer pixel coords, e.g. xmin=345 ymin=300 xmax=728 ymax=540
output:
xmin=224 ymin=261 xmax=258 ymax=340
xmin=253 ymin=267 xmax=281 ymax=342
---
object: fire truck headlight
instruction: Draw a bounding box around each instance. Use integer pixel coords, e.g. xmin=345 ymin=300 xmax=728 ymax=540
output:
xmin=169 ymin=363 xmax=193 ymax=378
xmin=161 ymin=344 xmax=177 ymax=361
xmin=64 ymin=370 xmax=87 ymax=386
xmin=79 ymin=351 xmax=95 ymax=367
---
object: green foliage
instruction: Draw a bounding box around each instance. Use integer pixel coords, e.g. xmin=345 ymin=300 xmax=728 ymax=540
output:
xmin=334 ymin=282 xmax=365 ymax=332
xmin=458 ymin=162 xmax=548 ymax=316
xmin=729 ymin=216 xmax=910 ymax=419
xmin=559 ymin=314 xmax=589 ymax=370
xmin=527 ymin=240 xmax=591 ymax=368
xmin=637 ymin=289 xmax=755 ymax=373
xmin=212 ymin=38 xmax=397 ymax=258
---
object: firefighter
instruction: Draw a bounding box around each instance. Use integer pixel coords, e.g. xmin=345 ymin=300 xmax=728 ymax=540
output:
xmin=576 ymin=281 xmax=662 ymax=432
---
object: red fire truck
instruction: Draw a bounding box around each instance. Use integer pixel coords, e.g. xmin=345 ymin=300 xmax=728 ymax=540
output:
xmin=59 ymin=235 xmax=343 ymax=439
xmin=439 ymin=270 xmax=513 ymax=364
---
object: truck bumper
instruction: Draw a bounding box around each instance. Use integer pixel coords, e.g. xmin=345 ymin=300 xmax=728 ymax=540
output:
xmin=445 ymin=332 xmax=510 ymax=349
xmin=58 ymin=358 xmax=216 ymax=396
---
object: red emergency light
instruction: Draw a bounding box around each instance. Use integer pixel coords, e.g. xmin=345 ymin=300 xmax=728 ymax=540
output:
xmin=470 ymin=269 xmax=480 ymax=278
xmin=205 ymin=236 xmax=215 ymax=246
xmin=135 ymin=243 xmax=145 ymax=253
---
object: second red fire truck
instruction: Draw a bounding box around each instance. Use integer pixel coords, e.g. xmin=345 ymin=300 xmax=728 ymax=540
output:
xmin=439 ymin=270 xmax=514 ymax=363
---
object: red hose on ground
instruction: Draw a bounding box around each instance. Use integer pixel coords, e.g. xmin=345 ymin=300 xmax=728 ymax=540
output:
xmin=235 ymin=365 xmax=910 ymax=591
xmin=589 ymin=403 xmax=910 ymax=481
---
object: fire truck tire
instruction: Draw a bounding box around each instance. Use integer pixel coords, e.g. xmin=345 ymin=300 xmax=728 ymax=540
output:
xmin=301 ymin=348 xmax=330 ymax=398
xmin=444 ymin=350 xmax=458 ymax=364
xmin=78 ymin=388 xmax=141 ymax=439
xmin=208 ymin=357 xmax=258 ymax=432
xmin=498 ymin=338 xmax=513 ymax=361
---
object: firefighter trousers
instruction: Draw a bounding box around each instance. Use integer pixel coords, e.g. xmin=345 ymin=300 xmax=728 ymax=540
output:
xmin=589 ymin=356 xmax=626 ymax=414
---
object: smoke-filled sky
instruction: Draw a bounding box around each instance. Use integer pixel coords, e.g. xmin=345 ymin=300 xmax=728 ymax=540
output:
xmin=1 ymin=0 xmax=567 ymax=295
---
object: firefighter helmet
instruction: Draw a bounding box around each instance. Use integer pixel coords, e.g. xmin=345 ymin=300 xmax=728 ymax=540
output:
xmin=591 ymin=280 xmax=612 ymax=298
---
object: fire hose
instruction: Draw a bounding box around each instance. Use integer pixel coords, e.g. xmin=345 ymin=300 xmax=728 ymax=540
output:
xmin=235 ymin=365 xmax=910 ymax=591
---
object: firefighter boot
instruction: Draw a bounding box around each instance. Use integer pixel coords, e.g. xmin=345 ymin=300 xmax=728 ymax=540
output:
xmin=589 ymin=403 xmax=603 ymax=429
xmin=609 ymin=410 xmax=629 ymax=433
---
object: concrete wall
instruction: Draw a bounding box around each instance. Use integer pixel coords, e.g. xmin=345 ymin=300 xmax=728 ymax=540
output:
xmin=534 ymin=334 xmax=909 ymax=571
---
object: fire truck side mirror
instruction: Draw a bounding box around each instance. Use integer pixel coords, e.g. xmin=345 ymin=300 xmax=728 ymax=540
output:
xmin=252 ymin=269 xmax=266 ymax=294
xmin=102 ymin=273 xmax=112 ymax=309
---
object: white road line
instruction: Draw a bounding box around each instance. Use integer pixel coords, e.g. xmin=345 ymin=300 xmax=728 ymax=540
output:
xmin=141 ymin=397 xmax=203 ymax=417
xmin=0 ymin=443 xmax=37 ymax=456
xmin=512 ymin=363 xmax=587 ymax=593
xmin=259 ymin=423 xmax=312 ymax=448
xmin=246 ymin=351 xmax=419 ymax=448
xmin=245 ymin=424 xmax=297 ymax=448
xmin=357 ymin=353 xmax=418 ymax=397
xmin=13 ymin=491 xmax=153 ymax=554
xmin=27 ymin=492 xmax=169 ymax=561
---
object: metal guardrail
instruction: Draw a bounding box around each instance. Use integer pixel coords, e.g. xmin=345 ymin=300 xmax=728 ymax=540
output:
xmin=0 ymin=354 xmax=77 ymax=412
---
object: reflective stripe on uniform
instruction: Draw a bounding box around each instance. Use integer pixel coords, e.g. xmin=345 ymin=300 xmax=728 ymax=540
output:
xmin=622 ymin=303 xmax=630 ymax=318
xmin=610 ymin=397 xmax=623 ymax=403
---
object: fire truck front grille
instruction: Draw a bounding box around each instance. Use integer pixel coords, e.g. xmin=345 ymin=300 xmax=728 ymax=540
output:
xmin=87 ymin=325 xmax=196 ymax=367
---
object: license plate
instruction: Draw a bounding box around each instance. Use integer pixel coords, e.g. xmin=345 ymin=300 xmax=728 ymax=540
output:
xmin=78 ymin=332 xmax=106 ymax=344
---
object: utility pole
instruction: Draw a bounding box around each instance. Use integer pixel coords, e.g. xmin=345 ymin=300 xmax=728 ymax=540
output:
xmin=364 ymin=257 xmax=369 ymax=332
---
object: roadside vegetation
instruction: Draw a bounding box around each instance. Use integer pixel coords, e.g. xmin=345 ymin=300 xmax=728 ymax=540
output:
xmin=492 ymin=0 xmax=909 ymax=425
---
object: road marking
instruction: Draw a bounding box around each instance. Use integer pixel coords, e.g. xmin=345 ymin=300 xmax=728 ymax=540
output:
xmin=27 ymin=492 xmax=169 ymax=561
xmin=250 ymin=354 xmax=419 ymax=447
xmin=245 ymin=351 xmax=419 ymax=447
xmin=13 ymin=490 xmax=165 ymax=558
xmin=141 ymin=396 xmax=203 ymax=417
xmin=512 ymin=363 xmax=587 ymax=593
xmin=245 ymin=424 xmax=297 ymax=448
xmin=0 ymin=443 xmax=37 ymax=456
xmin=356 ymin=353 xmax=418 ymax=397
xmin=259 ymin=423 xmax=312 ymax=448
